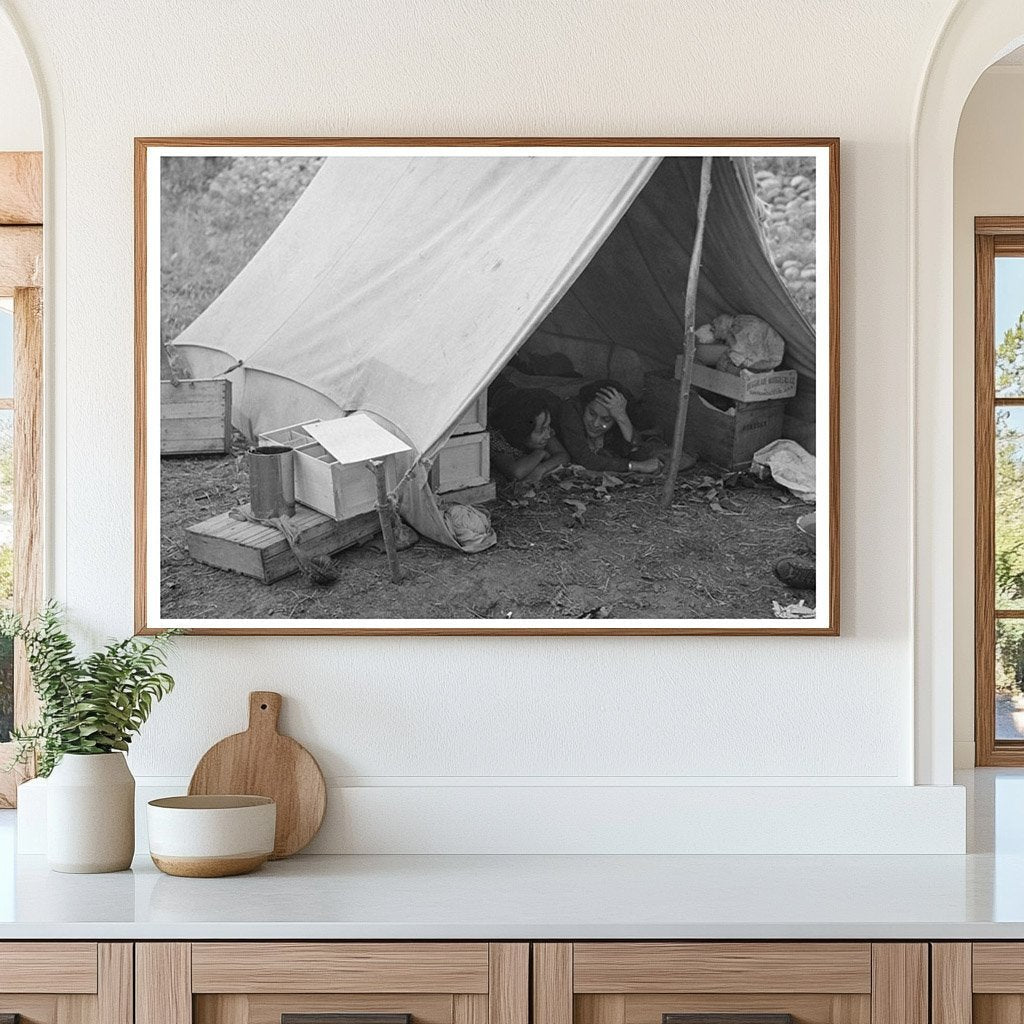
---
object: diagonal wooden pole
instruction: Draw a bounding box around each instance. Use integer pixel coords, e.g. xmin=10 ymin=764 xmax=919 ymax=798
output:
xmin=660 ymin=155 xmax=714 ymax=509
xmin=370 ymin=457 xmax=404 ymax=583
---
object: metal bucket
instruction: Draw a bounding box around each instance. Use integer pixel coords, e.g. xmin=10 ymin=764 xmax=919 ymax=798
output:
xmin=248 ymin=445 xmax=296 ymax=519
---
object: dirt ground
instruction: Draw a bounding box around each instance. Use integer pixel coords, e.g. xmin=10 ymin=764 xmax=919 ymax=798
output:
xmin=160 ymin=434 xmax=815 ymax=621
xmin=158 ymin=154 xmax=818 ymax=622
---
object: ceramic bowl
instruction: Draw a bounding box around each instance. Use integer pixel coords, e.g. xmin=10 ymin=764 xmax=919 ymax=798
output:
xmin=147 ymin=795 xmax=276 ymax=877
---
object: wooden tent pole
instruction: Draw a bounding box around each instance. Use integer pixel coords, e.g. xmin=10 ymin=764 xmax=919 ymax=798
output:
xmin=660 ymin=155 xmax=714 ymax=509
xmin=371 ymin=457 xmax=404 ymax=583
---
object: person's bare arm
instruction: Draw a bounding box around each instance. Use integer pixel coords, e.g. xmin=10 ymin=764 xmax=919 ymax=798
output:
xmin=492 ymin=447 xmax=548 ymax=481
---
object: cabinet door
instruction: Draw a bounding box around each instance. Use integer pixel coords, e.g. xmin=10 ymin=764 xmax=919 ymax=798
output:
xmin=137 ymin=943 xmax=528 ymax=1024
xmin=534 ymin=944 xmax=928 ymax=1024
xmin=940 ymin=943 xmax=1024 ymax=1024
xmin=0 ymin=943 xmax=131 ymax=1024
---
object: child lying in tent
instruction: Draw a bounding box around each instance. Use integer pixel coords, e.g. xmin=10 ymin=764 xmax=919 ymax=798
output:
xmin=554 ymin=380 xmax=664 ymax=474
xmin=488 ymin=386 xmax=570 ymax=484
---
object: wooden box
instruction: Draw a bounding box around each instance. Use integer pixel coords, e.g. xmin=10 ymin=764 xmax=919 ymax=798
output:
xmin=452 ymin=390 xmax=488 ymax=435
xmin=674 ymin=358 xmax=798 ymax=402
xmin=430 ymin=431 xmax=490 ymax=493
xmin=437 ymin=480 xmax=497 ymax=505
xmin=258 ymin=420 xmax=398 ymax=520
xmin=186 ymin=503 xmax=379 ymax=584
xmin=644 ymin=372 xmax=786 ymax=470
xmin=161 ymin=379 xmax=232 ymax=455
xmin=686 ymin=392 xmax=787 ymax=470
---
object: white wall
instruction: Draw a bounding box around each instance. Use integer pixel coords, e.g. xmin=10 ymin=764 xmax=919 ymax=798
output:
xmin=0 ymin=11 xmax=39 ymax=151
xmin=0 ymin=0 xmax=973 ymax=852
xmin=952 ymin=66 xmax=1024 ymax=767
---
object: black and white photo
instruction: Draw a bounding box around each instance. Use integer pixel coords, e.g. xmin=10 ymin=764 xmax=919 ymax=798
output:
xmin=136 ymin=139 xmax=838 ymax=634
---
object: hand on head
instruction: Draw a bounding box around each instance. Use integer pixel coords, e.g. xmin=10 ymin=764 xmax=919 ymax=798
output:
xmin=594 ymin=387 xmax=627 ymax=419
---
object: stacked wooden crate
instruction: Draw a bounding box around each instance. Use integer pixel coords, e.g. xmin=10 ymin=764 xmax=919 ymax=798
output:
xmin=644 ymin=365 xmax=797 ymax=471
xmin=257 ymin=419 xmax=397 ymax=521
xmin=160 ymin=379 xmax=232 ymax=455
xmin=430 ymin=391 xmax=495 ymax=503
xmin=187 ymin=414 xmax=414 ymax=584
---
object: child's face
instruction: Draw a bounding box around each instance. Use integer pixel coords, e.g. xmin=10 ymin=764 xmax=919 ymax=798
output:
xmin=527 ymin=410 xmax=553 ymax=450
xmin=583 ymin=399 xmax=614 ymax=438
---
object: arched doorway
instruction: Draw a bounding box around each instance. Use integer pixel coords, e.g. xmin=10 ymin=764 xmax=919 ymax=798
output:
xmin=913 ymin=1 xmax=1024 ymax=785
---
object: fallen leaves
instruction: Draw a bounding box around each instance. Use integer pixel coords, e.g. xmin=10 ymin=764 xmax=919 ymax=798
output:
xmin=772 ymin=599 xmax=815 ymax=619
xmin=563 ymin=499 xmax=587 ymax=524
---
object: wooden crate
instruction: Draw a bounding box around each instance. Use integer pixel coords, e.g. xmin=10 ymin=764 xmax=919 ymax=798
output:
xmin=452 ymin=390 xmax=488 ymax=435
xmin=258 ymin=420 xmax=398 ymax=520
xmin=161 ymin=379 xmax=232 ymax=455
xmin=436 ymin=480 xmax=497 ymax=505
xmin=673 ymin=359 xmax=798 ymax=402
xmin=644 ymin=372 xmax=786 ymax=471
xmin=186 ymin=504 xmax=379 ymax=584
xmin=686 ymin=393 xmax=787 ymax=470
xmin=430 ymin=431 xmax=490 ymax=493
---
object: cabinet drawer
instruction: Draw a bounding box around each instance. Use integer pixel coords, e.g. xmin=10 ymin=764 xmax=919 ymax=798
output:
xmin=191 ymin=943 xmax=490 ymax=993
xmin=937 ymin=942 xmax=1024 ymax=1024
xmin=0 ymin=942 xmax=98 ymax=993
xmin=0 ymin=943 xmax=130 ymax=1024
xmin=140 ymin=943 xmax=528 ymax=1024
xmin=534 ymin=944 xmax=925 ymax=1024
xmin=572 ymin=943 xmax=871 ymax=994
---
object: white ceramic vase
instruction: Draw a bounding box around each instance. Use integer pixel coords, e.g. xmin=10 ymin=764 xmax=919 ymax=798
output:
xmin=46 ymin=752 xmax=135 ymax=873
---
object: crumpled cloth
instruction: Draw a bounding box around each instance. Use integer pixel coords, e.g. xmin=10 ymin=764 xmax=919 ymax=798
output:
xmin=443 ymin=503 xmax=497 ymax=554
xmin=752 ymin=439 xmax=816 ymax=502
xmin=725 ymin=314 xmax=786 ymax=371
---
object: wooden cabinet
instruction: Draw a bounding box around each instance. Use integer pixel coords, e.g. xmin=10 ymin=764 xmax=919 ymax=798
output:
xmin=0 ymin=942 xmax=132 ymax=1024
xmin=0 ymin=937 xmax=966 ymax=1024
xmin=136 ymin=944 xmax=528 ymax=1024
xmin=532 ymin=944 xmax=928 ymax=1024
xmin=932 ymin=943 xmax=1024 ymax=1024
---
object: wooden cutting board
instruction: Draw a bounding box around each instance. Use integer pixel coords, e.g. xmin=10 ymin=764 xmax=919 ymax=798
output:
xmin=188 ymin=691 xmax=327 ymax=859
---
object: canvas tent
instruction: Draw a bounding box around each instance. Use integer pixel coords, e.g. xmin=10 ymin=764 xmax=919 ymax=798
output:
xmin=170 ymin=154 xmax=816 ymax=549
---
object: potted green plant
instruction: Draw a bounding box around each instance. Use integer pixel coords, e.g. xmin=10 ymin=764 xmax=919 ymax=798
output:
xmin=2 ymin=603 xmax=178 ymax=873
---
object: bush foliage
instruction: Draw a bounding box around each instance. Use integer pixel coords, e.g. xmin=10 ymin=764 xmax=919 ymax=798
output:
xmin=1 ymin=604 xmax=178 ymax=776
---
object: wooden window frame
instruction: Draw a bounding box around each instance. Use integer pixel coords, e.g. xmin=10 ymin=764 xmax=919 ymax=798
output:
xmin=975 ymin=217 xmax=1024 ymax=765
xmin=0 ymin=151 xmax=43 ymax=806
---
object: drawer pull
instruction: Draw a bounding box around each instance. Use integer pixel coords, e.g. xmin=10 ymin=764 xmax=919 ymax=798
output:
xmin=283 ymin=1016 xmax=411 ymax=1024
xmin=664 ymin=1016 xmax=794 ymax=1024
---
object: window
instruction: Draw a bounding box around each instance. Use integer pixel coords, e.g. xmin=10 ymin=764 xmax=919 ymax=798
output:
xmin=0 ymin=154 xmax=43 ymax=806
xmin=976 ymin=219 xmax=1024 ymax=764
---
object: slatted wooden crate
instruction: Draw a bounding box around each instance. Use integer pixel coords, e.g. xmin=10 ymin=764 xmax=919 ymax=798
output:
xmin=673 ymin=359 xmax=798 ymax=402
xmin=161 ymin=379 xmax=232 ymax=455
xmin=186 ymin=504 xmax=379 ymax=583
xmin=644 ymin=372 xmax=786 ymax=471
xmin=452 ymin=390 xmax=488 ymax=435
xmin=430 ymin=431 xmax=490 ymax=493
xmin=258 ymin=420 xmax=398 ymax=521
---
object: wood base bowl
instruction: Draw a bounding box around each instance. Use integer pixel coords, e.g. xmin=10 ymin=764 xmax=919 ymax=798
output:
xmin=147 ymin=795 xmax=276 ymax=878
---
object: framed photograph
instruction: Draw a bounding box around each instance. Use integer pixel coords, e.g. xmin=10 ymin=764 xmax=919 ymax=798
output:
xmin=135 ymin=137 xmax=839 ymax=635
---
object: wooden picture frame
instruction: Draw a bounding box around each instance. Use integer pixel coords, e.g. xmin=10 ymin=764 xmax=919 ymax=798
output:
xmin=135 ymin=137 xmax=839 ymax=636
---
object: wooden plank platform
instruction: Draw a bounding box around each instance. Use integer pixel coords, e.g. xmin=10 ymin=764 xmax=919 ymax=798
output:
xmin=186 ymin=504 xmax=380 ymax=583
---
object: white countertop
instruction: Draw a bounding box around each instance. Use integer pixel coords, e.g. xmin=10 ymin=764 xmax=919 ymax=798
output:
xmin=1 ymin=769 xmax=1021 ymax=941
xmin=0 ymin=849 xmax=1022 ymax=940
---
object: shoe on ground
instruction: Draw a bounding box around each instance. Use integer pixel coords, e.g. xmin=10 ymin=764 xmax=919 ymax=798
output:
xmin=773 ymin=556 xmax=815 ymax=590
